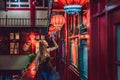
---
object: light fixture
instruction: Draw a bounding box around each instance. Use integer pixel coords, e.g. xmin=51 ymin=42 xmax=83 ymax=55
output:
xmin=58 ymin=0 xmax=87 ymax=14
xmin=64 ymin=5 xmax=82 ymax=14
xmin=29 ymin=33 xmax=35 ymax=43
xmin=48 ymin=25 xmax=58 ymax=36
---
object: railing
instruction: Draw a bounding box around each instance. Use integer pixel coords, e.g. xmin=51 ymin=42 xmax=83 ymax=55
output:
xmin=0 ymin=18 xmax=48 ymax=27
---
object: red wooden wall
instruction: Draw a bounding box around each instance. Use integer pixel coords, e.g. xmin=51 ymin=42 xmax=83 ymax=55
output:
xmin=89 ymin=0 xmax=120 ymax=80
xmin=52 ymin=0 xmax=120 ymax=80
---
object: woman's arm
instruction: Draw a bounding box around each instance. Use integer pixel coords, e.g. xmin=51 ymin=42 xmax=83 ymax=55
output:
xmin=34 ymin=51 xmax=40 ymax=70
xmin=48 ymin=37 xmax=58 ymax=52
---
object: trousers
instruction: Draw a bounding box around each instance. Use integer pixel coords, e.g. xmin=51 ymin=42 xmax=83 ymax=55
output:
xmin=40 ymin=71 xmax=53 ymax=80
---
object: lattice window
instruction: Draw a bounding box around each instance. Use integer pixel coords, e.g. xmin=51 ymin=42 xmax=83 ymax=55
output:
xmin=10 ymin=33 xmax=20 ymax=54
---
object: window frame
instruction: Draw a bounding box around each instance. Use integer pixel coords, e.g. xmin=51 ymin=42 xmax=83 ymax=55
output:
xmin=69 ymin=37 xmax=79 ymax=70
xmin=35 ymin=0 xmax=48 ymax=8
xmin=6 ymin=0 xmax=30 ymax=8
xmin=9 ymin=32 xmax=20 ymax=54
xmin=79 ymin=39 xmax=88 ymax=80
xmin=114 ymin=24 xmax=120 ymax=80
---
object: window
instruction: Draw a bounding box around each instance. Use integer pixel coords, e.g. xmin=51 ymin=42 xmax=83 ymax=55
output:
xmin=69 ymin=15 xmax=74 ymax=36
xmin=117 ymin=66 xmax=120 ymax=80
xmin=37 ymin=0 xmax=43 ymax=7
xmin=10 ymin=33 xmax=20 ymax=54
xmin=20 ymin=0 xmax=28 ymax=2
xmin=11 ymin=0 xmax=18 ymax=2
xmin=75 ymin=14 xmax=81 ymax=34
xmin=0 ymin=33 xmax=9 ymax=54
xmin=10 ymin=4 xmax=19 ymax=7
xmin=44 ymin=0 xmax=48 ymax=7
xmin=20 ymin=4 xmax=29 ymax=7
xmin=117 ymin=25 xmax=120 ymax=80
xmin=69 ymin=14 xmax=81 ymax=36
xmin=0 ymin=0 xmax=6 ymax=10
xmin=79 ymin=39 xmax=88 ymax=80
xmin=70 ymin=37 xmax=79 ymax=69
xmin=113 ymin=24 xmax=120 ymax=80
xmin=6 ymin=0 xmax=30 ymax=8
xmin=117 ymin=25 xmax=120 ymax=61
xmin=60 ymin=26 xmax=66 ymax=61
xmin=36 ymin=0 xmax=48 ymax=7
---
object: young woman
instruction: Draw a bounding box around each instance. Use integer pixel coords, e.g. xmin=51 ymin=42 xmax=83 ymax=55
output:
xmin=34 ymin=36 xmax=58 ymax=80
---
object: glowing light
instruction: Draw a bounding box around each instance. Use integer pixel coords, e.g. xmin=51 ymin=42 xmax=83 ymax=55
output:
xmin=51 ymin=15 xmax=66 ymax=30
xmin=64 ymin=5 xmax=82 ymax=14
xmin=81 ymin=34 xmax=89 ymax=39
xmin=29 ymin=33 xmax=35 ymax=43
xmin=15 ymin=0 xmax=18 ymax=2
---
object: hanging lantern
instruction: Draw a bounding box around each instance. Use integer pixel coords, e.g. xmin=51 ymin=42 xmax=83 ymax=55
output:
xmin=48 ymin=25 xmax=59 ymax=36
xmin=49 ymin=25 xmax=56 ymax=31
xmin=29 ymin=33 xmax=35 ymax=43
xmin=51 ymin=15 xmax=66 ymax=30
xmin=48 ymin=31 xmax=57 ymax=36
xmin=58 ymin=0 xmax=87 ymax=14
xmin=48 ymin=31 xmax=52 ymax=35
xmin=48 ymin=31 xmax=57 ymax=38
xmin=49 ymin=25 xmax=59 ymax=32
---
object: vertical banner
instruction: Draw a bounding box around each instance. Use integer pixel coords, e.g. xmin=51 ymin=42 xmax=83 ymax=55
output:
xmin=0 ymin=0 xmax=6 ymax=10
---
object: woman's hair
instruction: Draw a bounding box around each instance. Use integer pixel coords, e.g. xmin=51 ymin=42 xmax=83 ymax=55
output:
xmin=39 ymin=40 xmax=49 ymax=61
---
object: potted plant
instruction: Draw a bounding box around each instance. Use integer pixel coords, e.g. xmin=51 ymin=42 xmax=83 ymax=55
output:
xmin=28 ymin=53 xmax=36 ymax=63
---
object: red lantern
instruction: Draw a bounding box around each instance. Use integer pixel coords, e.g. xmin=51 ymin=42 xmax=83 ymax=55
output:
xmin=48 ymin=31 xmax=52 ymax=35
xmin=49 ymin=25 xmax=56 ymax=31
xmin=29 ymin=33 xmax=35 ymax=43
xmin=49 ymin=25 xmax=59 ymax=32
xmin=51 ymin=15 xmax=66 ymax=30
xmin=58 ymin=0 xmax=87 ymax=7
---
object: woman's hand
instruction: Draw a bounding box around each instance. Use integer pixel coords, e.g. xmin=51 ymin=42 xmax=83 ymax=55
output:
xmin=51 ymin=36 xmax=55 ymax=41
xmin=33 ymin=67 xmax=38 ymax=71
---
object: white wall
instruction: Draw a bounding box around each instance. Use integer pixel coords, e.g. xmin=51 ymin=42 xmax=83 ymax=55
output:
xmin=0 ymin=10 xmax=30 ymax=18
xmin=0 ymin=10 xmax=48 ymax=18
xmin=36 ymin=10 xmax=48 ymax=18
xmin=36 ymin=10 xmax=48 ymax=26
xmin=0 ymin=11 xmax=7 ymax=18
xmin=0 ymin=10 xmax=48 ymax=26
xmin=7 ymin=11 xmax=30 ymax=18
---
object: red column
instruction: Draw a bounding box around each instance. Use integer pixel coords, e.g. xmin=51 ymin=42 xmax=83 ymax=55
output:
xmin=30 ymin=0 xmax=35 ymax=27
xmin=64 ymin=12 xmax=69 ymax=80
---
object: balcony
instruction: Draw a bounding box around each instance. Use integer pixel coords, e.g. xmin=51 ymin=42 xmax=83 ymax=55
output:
xmin=0 ymin=18 xmax=48 ymax=27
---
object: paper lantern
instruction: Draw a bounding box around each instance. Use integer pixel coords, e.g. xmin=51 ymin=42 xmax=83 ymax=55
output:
xmin=51 ymin=15 xmax=66 ymax=30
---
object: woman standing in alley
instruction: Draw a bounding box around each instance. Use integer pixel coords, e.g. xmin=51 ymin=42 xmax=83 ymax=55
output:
xmin=34 ymin=36 xmax=58 ymax=80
